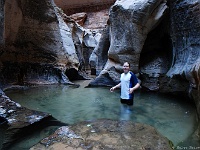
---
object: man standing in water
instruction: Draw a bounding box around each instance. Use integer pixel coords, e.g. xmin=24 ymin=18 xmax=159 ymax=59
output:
xmin=110 ymin=62 xmax=140 ymax=106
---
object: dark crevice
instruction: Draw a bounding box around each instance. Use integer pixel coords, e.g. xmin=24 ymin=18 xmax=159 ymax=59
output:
xmin=139 ymin=14 xmax=172 ymax=71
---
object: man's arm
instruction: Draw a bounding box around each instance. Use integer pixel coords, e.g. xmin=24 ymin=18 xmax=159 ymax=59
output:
xmin=110 ymin=83 xmax=121 ymax=92
xmin=129 ymin=83 xmax=140 ymax=94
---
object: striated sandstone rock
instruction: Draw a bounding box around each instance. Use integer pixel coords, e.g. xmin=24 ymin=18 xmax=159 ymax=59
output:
xmin=63 ymin=11 xmax=104 ymax=73
xmin=0 ymin=0 xmax=112 ymax=87
xmin=89 ymin=0 xmax=200 ymax=105
xmin=166 ymin=0 xmax=200 ymax=91
xmin=30 ymin=119 xmax=173 ymax=150
xmin=89 ymin=26 xmax=110 ymax=76
xmin=0 ymin=0 xmax=4 ymax=45
xmin=107 ymin=0 xmax=168 ymax=72
xmin=69 ymin=12 xmax=87 ymax=26
xmin=83 ymin=9 xmax=110 ymax=30
xmin=0 ymin=0 xmax=80 ymax=87
xmin=54 ymin=0 xmax=115 ymax=15
xmin=139 ymin=16 xmax=172 ymax=91
xmin=4 ymin=0 xmax=79 ymax=67
xmin=89 ymin=0 xmax=168 ymax=86
xmin=167 ymin=0 xmax=200 ymax=135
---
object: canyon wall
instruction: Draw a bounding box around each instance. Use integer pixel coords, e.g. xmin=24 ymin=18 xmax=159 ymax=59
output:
xmin=89 ymin=0 xmax=169 ymax=86
xmin=54 ymin=0 xmax=115 ymax=9
xmin=89 ymin=0 xmax=200 ymax=104
xmin=54 ymin=0 xmax=115 ymax=15
xmin=169 ymin=0 xmax=200 ymax=125
xmin=0 ymin=0 xmax=4 ymax=45
xmin=0 ymin=0 xmax=80 ymax=87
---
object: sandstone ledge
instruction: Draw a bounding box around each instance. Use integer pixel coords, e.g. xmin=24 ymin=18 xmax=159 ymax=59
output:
xmin=31 ymin=119 xmax=173 ymax=150
xmin=0 ymin=91 xmax=53 ymax=150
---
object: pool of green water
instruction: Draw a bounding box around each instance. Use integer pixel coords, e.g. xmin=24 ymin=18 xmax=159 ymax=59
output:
xmin=2 ymin=80 xmax=199 ymax=149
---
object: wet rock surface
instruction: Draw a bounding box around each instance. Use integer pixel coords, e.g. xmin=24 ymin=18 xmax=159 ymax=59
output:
xmin=31 ymin=119 xmax=172 ymax=150
xmin=0 ymin=91 xmax=52 ymax=149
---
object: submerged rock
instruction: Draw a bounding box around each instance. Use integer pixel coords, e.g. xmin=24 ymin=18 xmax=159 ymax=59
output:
xmin=0 ymin=90 xmax=53 ymax=150
xmin=30 ymin=119 xmax=173 ymax=150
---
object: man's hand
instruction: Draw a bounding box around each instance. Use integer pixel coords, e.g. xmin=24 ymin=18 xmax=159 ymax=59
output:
xmin=110 ymin=87 xmax=115 ymax=92
xmin=129 ymin=88 xmax=134 ymax=94
xmin=129 ymin=83 xmax=140 ymax=94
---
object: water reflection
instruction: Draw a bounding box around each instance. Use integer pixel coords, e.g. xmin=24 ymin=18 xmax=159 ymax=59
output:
xmin=119 ymin=105 xmax=133 ymax=121
xmin=3 ymin=83 xmax=198 ymax=149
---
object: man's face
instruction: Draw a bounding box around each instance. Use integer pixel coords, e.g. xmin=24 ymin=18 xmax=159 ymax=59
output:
xmin=123 ymin=63 xmax=130 ymax=73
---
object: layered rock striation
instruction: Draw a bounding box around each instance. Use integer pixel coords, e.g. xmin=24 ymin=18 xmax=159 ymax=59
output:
xmin=168 ymin=0 xmax=200 ymax=130
xmin=89 ymin=0 xmax=168 ymax=86
xmin=54 ymin=0 xmax=115 ymax=15
xmin=0 ymin=0 xmax=4 ymax=45
xmin=0 ymin=0 xmax=80 ymax=88
xmin=89 ymin=0 xmax=200 ymax=105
